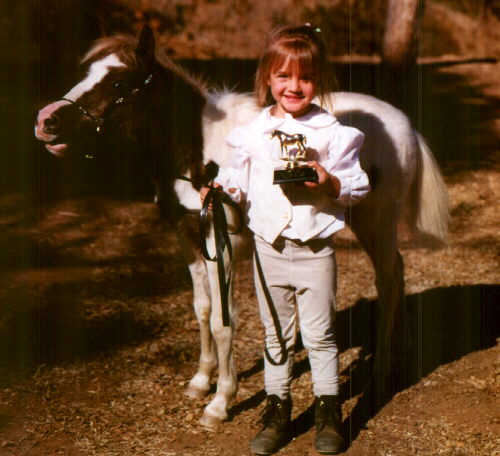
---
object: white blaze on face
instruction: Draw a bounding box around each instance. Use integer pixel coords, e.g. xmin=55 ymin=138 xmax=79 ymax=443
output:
xmin=35 ymin=53 xmax=127 ymax=155
xmin=63 ymin=53 xmax=126 ymax=101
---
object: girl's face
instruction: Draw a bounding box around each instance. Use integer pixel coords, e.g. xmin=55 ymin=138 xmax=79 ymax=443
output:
xmin=267 ymin=60 xmax=317 ymax=118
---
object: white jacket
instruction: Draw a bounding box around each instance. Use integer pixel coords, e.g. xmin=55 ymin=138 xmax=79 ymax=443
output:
xmin=216 ymin=105 xmax=370 ymax=244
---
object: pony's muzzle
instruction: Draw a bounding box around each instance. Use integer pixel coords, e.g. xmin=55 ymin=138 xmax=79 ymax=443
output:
xmin=42 ymin=114 xmax=60 ymax=134
xmin=35 ymin=99 xmax=71 ymax=142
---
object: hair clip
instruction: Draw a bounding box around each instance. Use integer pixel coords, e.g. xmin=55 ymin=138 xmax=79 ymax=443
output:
xmin=304 ymin=23 xmax=321 ymax=33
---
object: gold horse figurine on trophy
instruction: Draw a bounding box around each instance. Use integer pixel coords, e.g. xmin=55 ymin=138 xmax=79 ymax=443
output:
xmin=271 ymin=130 xmax=318 ymax=184
xmin=270 ymin=130 xmax=308 ymax=169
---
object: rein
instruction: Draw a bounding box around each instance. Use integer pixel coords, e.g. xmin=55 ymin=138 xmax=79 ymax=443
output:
xmin=190 ymin=175 xmax=286 ymax=362
xmin=178 ymin=174 xmax=244 ymax=327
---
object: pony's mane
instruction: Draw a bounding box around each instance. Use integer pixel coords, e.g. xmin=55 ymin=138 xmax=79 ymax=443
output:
xmin=81 ymin=35 xmax=139 ymax=68
xmin=81 ymin=33 xmax=207 ymax=97
xmin=155 ymin=47 xmax=208 ymax=97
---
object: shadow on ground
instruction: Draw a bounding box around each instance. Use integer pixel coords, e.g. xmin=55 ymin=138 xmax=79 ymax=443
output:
xmin=231 ymin=283 xmax=499 ymax=446
xmin=0 ymin=223 xmax=193 ymax=379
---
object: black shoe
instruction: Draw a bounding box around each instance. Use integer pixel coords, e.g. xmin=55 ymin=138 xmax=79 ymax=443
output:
xmin=314 ymin=395 xmax=345 ymax=454
xmin=250 ymin=395 xmax=291 ymax=455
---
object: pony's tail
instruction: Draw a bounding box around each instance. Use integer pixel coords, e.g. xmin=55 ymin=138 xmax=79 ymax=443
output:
xmin=408 ymin=132 xmax=450 ymax=248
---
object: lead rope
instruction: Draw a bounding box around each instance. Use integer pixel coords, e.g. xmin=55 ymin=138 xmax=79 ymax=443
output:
xmin=199 ymin=182 xmax=244 ymax=327
xmin=180 ymin=173 xmax=286 ymax=359
xmin=253 ymin=245 xmax=288 ymax=366
xmin=178 ymin=172 xmax=244 ymax=327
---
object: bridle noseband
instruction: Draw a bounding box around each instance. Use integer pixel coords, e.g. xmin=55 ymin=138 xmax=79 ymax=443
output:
xmin=60 ymin=72 xmax=154 ymax=157
xmin=60 ymin=97 xmax=104 ymax=132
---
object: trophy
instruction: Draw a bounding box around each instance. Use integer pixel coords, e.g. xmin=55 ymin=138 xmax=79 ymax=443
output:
xmin=271 ymin=130 xmax=318 ymax=184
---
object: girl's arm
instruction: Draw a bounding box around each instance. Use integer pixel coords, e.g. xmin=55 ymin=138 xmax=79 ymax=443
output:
xmin=320 ymin=126 xmax=371 ymax=206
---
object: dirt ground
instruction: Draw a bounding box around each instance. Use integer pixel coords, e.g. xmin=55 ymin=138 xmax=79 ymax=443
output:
xmin=0 ymin=59 xmax=499 ymax=456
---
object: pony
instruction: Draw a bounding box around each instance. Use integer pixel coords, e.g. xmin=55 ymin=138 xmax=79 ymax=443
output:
xmin=34 ymin=25 xmax=449 ymax=427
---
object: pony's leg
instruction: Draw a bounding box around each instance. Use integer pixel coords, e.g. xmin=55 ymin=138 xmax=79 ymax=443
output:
xmin=199 ymin=254 xmax=237 ymax=427
xmin=184 ymin=255 xmax=218 ymax=399
xmin=297 ymin=144 xmax=307 ymax=161
xmin=349 ymin=201 xmax=406 ymax=408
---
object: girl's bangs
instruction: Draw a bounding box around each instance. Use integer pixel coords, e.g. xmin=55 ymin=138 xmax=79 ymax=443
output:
xmin=271 ymin=43 xmax=317 ymax=75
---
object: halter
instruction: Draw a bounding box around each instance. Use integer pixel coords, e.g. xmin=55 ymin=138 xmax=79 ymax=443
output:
xmin=60 ymin=97 xmax=104 ymax=132
xmin=60 ymin=72 xmax=154 ymax=157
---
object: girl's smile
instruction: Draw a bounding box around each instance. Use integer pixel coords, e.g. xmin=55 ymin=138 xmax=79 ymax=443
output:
xmin=268 ymin=62 xmax=317 ymax=118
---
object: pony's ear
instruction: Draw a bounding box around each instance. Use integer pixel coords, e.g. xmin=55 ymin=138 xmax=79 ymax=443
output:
xmin=97 ymin=14 xmax=110 ymax=37
xmin=136 ymin=24 xmax=156 ymax=69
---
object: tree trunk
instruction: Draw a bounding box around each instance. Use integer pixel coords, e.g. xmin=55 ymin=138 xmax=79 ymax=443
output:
xmin=374 ymin=0 xmax=426 ymax=403
xmin=382 ymin=0 xmax=421 ymax=68
xmin=380 ymin=0 xmax=425 ymax=113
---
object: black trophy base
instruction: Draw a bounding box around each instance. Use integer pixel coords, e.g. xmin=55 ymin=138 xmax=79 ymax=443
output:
xmin=273 ymin=166 xmax=319 ymax=184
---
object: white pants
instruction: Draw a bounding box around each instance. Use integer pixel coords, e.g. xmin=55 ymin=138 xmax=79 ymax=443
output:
xmin=253 ymin=234 xmax=339 ymax=399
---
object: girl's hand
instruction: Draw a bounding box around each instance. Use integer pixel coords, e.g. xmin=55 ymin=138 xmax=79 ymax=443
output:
xmin=200 ymin=183 xmax=222 ymax=210
xmin=303 ymin=161 xmax=341 ymax=199
xmin=200 ymin=184 xmax=237 ymax=210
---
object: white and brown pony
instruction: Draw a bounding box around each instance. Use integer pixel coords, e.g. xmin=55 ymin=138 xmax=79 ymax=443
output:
xmin=35 ymin=25 xmax=449 ymax=427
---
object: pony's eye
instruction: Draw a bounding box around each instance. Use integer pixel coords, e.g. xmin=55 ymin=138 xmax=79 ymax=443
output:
xmin=112 ymin=81 xmax=122 ymax=89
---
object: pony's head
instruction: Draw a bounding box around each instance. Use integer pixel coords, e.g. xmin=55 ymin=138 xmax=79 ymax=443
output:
xmin=35 ymin=25 xmax=157 ymax=157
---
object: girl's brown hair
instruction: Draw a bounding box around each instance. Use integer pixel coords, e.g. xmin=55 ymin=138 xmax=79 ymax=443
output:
xmin=254 ymin=24 xmax=333 ymax=107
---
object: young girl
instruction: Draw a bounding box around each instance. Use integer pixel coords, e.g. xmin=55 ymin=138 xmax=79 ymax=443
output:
xmin=201 ymin=24 xmax=370 ymax=455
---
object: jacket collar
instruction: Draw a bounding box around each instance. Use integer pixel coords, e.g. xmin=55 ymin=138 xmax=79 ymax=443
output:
xmin=258 ymin=104 xmax=337 ymax=133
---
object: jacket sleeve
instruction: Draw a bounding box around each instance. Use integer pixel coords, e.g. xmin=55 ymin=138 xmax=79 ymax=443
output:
xmin=323 ymin=125 xmax=371 ymax=206
xmin=214 ymin=127 xmax=251 ymax=203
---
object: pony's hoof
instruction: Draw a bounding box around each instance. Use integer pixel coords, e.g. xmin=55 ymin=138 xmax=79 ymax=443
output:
xmin=184 ymin=385 xmax=210 ymax=400
xmin=199 ymin=412 xmax=224 ymax=428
